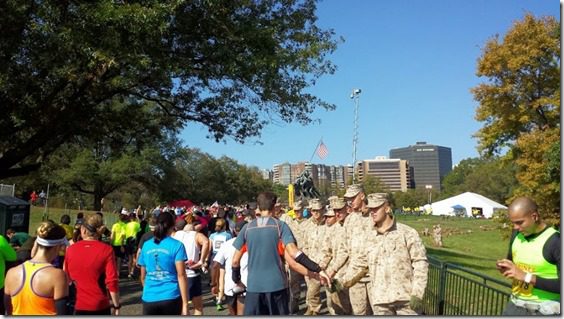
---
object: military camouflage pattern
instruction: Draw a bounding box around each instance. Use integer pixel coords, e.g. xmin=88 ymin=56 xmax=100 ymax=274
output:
xmin=320 ymin=222 xmax=345 ymax=271
xmin=328 ymin=210 xmax=373 ymax=315
xmin=301 ymin=216 xmax=327 ymax=263
xmin=301 ymin=216 xmax=327 ymax=314
xmin=344 ymin=218 xmax=429 ymax=307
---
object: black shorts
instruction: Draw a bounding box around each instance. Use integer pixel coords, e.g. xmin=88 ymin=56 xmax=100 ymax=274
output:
xmin=125 ymin=237 xmax=137 ymax=255
xmin=188 ymin=275 xmax=202 ymax=299
xmin=244 ymin=289 xmax=289 ymax=315
xmin=112 ymin=245 xmax=125 ymax=259
xmin=225 ymin=293 xmax=245 ymax=308
xmin=143 ymin=296 xmax=182 ymax=315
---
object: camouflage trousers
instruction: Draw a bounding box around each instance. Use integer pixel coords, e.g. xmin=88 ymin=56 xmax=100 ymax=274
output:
xmin=373 ymin=301 xmax=417 ymax=315
xmin=349 ymin=280 xmax=373 ymax=315
xmin=304 ymin=275 xmax=322 ymax=314
xmin=326 ymin=286 xmax=352 ymax=315
xmin=288 ymin=268 xmax=304 ymax=313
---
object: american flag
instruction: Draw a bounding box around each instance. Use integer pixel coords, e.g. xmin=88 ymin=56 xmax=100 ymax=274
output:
xmin=316 ymin=141 xmax=329 ymax=160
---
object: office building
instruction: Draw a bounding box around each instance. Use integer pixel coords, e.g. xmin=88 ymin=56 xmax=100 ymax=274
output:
xmin=356 ymin=157 xmax=411 ymax=192
xmin=389 ymin=141 xmax=452 ymax=191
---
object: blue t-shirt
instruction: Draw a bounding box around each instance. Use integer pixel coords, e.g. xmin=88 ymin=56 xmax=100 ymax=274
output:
xmin=209 ymin=231 xmax=233 ymax=255
xmin=233 ymin=216 xmax=295 ymax=293
xmin=138 ymin=236 xmax=187 ymax=302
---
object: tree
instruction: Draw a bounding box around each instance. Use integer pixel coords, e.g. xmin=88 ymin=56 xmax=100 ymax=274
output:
xmin=361 ymin=175 xmax=388 ymax=194
xmin=471 ymin=14 xmax=560 ymax=221
xmin=0 ymin=0 xmax=339 ymax=179
xmin=440 ymin=157 xmax=517 ymax=204
xmin=392 ymin=189 xmax=433 ymax=210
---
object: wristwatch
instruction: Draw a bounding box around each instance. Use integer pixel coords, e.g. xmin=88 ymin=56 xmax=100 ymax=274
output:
xmin=524 ymin=272 xmax=533 ymax=284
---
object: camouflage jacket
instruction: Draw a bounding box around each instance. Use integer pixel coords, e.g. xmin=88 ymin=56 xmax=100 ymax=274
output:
xmin=301 ymin=217 xmax=327 ymax=263
xmin=343 ymin=218 xmax=429 ymax=304
xmin=320 ymin=222 xmax=345 ymax=271
xmin=286 ymin=217 xmax=307 ymax=248
xmin=332 ymin=211 xmax=373 ymax=282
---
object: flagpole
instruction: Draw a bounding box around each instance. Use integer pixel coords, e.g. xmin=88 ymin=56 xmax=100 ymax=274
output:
xmin=309 ymin=138 xmax=323 ymax=163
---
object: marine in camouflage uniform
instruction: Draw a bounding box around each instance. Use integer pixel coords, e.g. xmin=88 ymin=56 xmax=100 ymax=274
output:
xmin=301 ymin=198 xmax=327 ymax=315
xmin=341 ymin=193 xmax=429 ymax=315
xmin=320 ymin=197 xmax=352 ymax=315
xmin=283 ymin=200 xmax=308 ymax=314
xmin=332 ymin=184 xmax=374 ymax=315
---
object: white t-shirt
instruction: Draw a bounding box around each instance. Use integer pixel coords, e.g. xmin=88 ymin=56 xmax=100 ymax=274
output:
xmin=213 ymin=237 xmax=248 ymax=296
xmin=172 ymin=230 xmax=201 ymax=278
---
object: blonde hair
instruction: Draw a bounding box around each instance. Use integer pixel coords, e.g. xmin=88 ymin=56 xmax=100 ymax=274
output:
xmin=83 ymin=214 xmax=106 ymax=237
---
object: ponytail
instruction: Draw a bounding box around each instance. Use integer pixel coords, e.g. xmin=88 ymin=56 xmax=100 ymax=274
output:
xmin=154 ymin=211 xmax=174 ymax=244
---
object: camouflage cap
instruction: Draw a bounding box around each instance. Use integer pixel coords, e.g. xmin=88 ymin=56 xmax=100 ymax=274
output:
xmin=344 ymin=184 xmax=364 ymax=198
xmin=327 ymin=195 xmax=338 ymax=202
xmin=308 ymin=198 xmax=325 ymax=211
xmin=330 ymin=197 xmax=347 ymax=210
xmin=325 ymin=208 xmax=336 ymax=217
xmin=293 ymin=200 xmax=304 ymax=210
xmin=366 ymin=193 xmax=389 ymax=208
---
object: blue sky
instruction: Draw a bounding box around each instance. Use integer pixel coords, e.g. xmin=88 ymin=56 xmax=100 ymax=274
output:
xmin=180 ymin=0 xmax=559 ymax=171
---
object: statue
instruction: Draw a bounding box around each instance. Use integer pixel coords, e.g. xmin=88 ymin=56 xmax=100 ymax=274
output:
xmin=293 ymin=170 xmax=320 ymax=199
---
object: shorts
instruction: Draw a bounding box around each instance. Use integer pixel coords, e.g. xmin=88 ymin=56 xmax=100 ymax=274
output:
xmin=112 ymin=245 xmax=125 ymax=259
xmin=225 ymin=293 xmax=246 ymax=308
xmin=188 ymin=275 xmax=202 ymax=299
xmin=244 ymin=289 xmax=289 ymax=315
xmin=143 ymin=296 xmax=182 ymax=315
xmin=125 ymin=237 xmax=137 ymax=255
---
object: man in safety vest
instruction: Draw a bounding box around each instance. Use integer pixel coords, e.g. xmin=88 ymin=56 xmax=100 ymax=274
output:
xmin=496 ymin=197 xmax=560 ymax=315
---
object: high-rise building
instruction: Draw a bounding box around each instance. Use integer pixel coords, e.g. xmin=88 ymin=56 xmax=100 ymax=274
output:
xmin=272 ymin=162 xmax=292 ymax=185
xmin=272 ymin=162 xmax=348 ymax=190
xmin=389 ymin=141 xmax=452 ymax=191
xmin=357 ymin=157 xmax=411 ymax=192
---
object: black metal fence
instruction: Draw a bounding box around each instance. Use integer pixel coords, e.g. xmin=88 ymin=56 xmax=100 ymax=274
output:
xmin=422 ymin=256 xmax=512 ymax=316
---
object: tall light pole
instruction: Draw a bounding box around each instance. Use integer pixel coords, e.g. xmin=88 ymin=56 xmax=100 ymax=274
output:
xmin=350 ymin=88 xmax=361 ymax=184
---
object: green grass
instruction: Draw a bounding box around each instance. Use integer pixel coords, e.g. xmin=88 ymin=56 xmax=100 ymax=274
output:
xmin=396 ymin=214 xmax=511 ymax=283
xmin=28 ymin=206 xmax=118 ymax=236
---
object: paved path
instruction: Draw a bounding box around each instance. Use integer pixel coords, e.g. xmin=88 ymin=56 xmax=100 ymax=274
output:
xmin=118 ymin=266 xmax=329 ymax=315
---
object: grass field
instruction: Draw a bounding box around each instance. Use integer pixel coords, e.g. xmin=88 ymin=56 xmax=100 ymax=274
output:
xmin=28 ymin=207 xmax=510 ymax=282
xmin=396 ymin=214 xmax=511 ymax=282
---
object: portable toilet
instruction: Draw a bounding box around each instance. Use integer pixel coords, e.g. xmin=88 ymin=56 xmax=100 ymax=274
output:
xmin=0 ymin=196 xmax=30 ymax=235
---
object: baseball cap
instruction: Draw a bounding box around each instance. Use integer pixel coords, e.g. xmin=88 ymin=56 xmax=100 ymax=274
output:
xmin=247 ymin=202 xmax=258 ymax=210
xmin=293 ymin=200 xmax=304 ymax=210
xmin=366 ymin=193 xmax=389 ymax=208
xmin=344 ymin=184 xmax=364 ymax=198
xmin=330 ymin=197 xmax=347 ymax=210
xmin=308 ymin=198 xmax=324 ymax=211
xmin=120 ymin=208 xmax=129 ymax=215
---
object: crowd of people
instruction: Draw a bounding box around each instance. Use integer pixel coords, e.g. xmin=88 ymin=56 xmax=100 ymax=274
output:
xmin=0 ymin=186 xmax=559 ymax=316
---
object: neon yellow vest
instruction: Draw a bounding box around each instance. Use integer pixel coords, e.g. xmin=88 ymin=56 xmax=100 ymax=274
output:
xmin=511 ymin=226 xmax=559 ymax=302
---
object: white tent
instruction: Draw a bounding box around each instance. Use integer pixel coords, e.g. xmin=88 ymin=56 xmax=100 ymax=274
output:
xmin=430 ymin=192 xmax=507 ymax=218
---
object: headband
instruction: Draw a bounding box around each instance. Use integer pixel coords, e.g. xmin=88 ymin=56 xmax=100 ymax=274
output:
xmin=36 ymin=237 xmax=69 ymax=247
xmin=83 ymin=223 xmax=97 ymax=234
